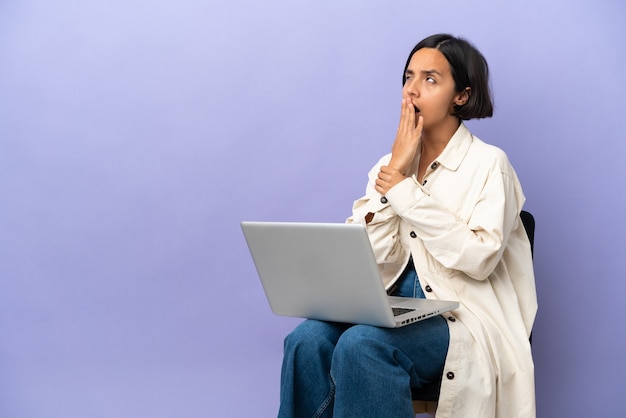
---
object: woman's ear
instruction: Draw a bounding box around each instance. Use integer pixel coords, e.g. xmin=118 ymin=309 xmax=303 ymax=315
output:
xmin=455 ymin=87 xmax=471 ymax=106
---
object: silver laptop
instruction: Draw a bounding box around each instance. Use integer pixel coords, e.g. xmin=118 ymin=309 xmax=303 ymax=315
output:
xmin=241 ymin=221 xmax=459 ymax=328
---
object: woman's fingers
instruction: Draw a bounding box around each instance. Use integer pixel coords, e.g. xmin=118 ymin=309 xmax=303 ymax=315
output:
xmin=398 ymin=98 xmax=422 ymax=138
xmin=375 ymin=165 xmax=406 ymax=195
xmin=398 ymin=98 xmax=413 ymax=132
xmin=415 ymin=114 xmax=423 ymax=135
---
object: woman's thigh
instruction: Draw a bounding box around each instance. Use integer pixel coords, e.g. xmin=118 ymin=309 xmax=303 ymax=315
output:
xmin=286 ymin=313 xmax=448 ymax=387
xmin=335 ymin=315 xmax=449 ymax=385
xmin=285 ymin=319 xmax=350 ymax=347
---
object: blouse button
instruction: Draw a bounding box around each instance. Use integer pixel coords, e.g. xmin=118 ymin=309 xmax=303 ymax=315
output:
xmin=409 ymin=231 xmax=417 ymax=238
xmin=430 ymin=162 xmax=439 ymax=169
xmin=380 ymin=196 xmax=388 ymax=204
xmin=446 ymin=372 xmax=455 ymax=380
xmin=447 ymin=316 xmax=456 ymax=322
xmin=425 ymin=285 xmax=433 ymax=292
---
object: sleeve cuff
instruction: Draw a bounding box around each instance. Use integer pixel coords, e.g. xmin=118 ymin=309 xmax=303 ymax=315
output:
xmin=386 ymin=175 xmax=429 ymax=215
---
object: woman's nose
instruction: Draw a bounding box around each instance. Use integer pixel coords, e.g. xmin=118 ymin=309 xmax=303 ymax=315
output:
xmin=404 ymin=80 xmax=419 ymax=97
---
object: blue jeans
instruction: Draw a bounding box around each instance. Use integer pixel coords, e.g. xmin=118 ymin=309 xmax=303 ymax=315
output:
xmin=278 ymin=259 xmax=450 ymax=418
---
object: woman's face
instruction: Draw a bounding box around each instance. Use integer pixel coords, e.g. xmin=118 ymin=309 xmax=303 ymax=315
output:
xmin=402 ymin=48 xmax=467 ymax=131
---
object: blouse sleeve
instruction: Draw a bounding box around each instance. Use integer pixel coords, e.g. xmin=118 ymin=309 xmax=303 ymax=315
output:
xmin=346 ymin=154 xmax=408 ymax=266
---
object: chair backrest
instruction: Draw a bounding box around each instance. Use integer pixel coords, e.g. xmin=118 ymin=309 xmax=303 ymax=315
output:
xmin=520 ymin=210 xmax=535 ymax=258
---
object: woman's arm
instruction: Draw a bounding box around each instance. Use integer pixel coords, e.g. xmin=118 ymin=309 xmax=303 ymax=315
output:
xmin=386 ymin=156 xmax=524 ymax=280
xmin=347 ymin=155 xmax=407 ymax=266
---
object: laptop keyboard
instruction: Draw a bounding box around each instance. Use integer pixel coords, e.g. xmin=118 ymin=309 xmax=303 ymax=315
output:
xmin=392 ymin=307 xmax=415 ymax=316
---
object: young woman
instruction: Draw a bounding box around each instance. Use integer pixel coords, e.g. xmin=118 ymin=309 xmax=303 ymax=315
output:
xmin=278 ymin=34 xmax=537 ymax=418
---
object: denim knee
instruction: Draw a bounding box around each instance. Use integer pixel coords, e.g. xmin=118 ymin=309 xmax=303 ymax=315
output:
xmin=284 ymin=320 xmax=343 ymax=361
xmin=332 ymin=325 xmax=395 ymax=367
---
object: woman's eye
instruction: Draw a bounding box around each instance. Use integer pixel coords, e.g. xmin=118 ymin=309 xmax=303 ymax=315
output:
xmin=426 ymin=76 xmax=435 ymax=83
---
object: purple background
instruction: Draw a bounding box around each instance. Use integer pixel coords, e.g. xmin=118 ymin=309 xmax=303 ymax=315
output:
xmin=1 ymin=1 xmax=625 ymax=417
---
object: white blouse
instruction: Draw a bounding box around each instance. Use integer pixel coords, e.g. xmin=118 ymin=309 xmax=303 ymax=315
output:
xmin=347 ymin=122 xmax=538 ymax=418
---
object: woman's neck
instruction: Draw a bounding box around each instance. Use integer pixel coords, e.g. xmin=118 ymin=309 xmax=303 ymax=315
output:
xmin=420 ymin=118 xmax=461 ymax=158
xmin=416 ymin=118 xmax=460 ymax=183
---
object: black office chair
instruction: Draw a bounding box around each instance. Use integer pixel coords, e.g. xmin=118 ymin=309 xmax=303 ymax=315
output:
xmin=520 ymin=210 xmax=535 ymax=256
xmin=412 ymin=210 xmax=535 ymax=416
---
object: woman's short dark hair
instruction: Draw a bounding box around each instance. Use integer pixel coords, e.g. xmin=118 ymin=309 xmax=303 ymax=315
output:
xmin=402 ymin=34 xmax=493 ymax=120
